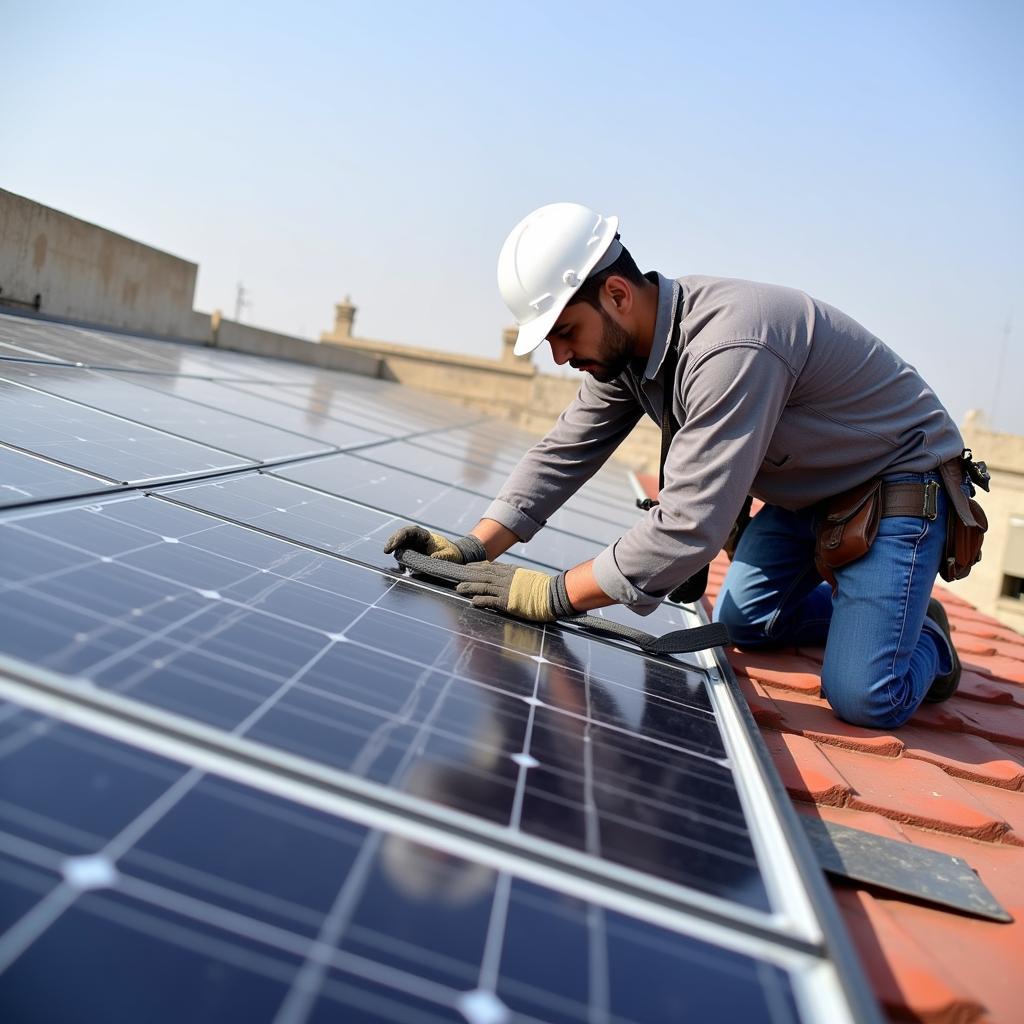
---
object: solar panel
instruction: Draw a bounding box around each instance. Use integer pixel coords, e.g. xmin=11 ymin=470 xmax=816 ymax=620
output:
xmin=0 ymin=376 xmax=253 ymax=483
xmin=0 ymin=313 xmax=320 ymax=382
xmin=0 ymin=703 xmax=811 ymax=1024
xmin=100 ymin=371 xmax=394 ymax=451
xmin=0 ymin=309 xmax=880 ymax=1023
xmin=219 ymin=380 xmax=474 ymax=437
xmin=0 ymin=444 xmax=116 ymax=507
xmin=269 ymin=456 xmax=605 ymax=571
xmin=0 ymin=362 xmax=336 ymax=463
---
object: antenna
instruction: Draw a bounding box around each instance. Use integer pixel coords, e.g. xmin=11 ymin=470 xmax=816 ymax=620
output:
xmin=234 ymin=282 xmax=250 ymax=322
xmin=990 ymin=310 xmax=1012 ymax=428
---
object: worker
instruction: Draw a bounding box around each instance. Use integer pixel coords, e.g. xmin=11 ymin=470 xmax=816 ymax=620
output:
xmin=385 ymin=202 xmax=985 ymax=729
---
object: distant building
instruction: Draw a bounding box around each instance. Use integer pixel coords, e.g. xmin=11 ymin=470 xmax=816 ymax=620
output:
xmin=951 ymin=411 xmax=1024 ymax=632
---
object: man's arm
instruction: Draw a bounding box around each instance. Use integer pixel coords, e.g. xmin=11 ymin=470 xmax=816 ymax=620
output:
xmin=387 ymin=375 xmax=642 ymax=568
xmin=468 ymin=519 xmax=521 ymax=561
xmin=590 ymin=343 xmax=797 ymax=614
xmin=481 ymin=373 xmax=643 ymax=542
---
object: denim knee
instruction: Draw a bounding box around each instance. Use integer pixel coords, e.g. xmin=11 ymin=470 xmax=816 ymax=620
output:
xmin=820 ymin=668 xmax=912 ymax=730
xmin=712 ymin=599 xmax=773 ymax=649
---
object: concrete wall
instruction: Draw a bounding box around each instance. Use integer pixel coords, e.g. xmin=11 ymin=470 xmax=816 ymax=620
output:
xmin=197 ymin=313 xmax=383 ymax=378
xmin=947 ymin=411 xmax=1024 ymax=632
xmin=0 ymin=189 xmax=198 ymax=337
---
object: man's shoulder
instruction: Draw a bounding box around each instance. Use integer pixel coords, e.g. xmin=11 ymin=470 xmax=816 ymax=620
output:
xmin=677 ymin=274 xmax=812 ymax=308
xmin=676 ymin=275 xmax=816 ymax=348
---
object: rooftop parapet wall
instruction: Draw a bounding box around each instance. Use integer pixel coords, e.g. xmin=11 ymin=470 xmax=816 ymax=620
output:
xmin=0 ymin=189 xmax=198 ymax=337
xmin=202 ymin=312 xmax=383 ymax=377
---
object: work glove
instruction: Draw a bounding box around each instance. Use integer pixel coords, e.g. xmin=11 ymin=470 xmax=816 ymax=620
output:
xmin=454 ymin=561 xmax=578 ymax=623
xmin=383 ymin=524 xmax=487 ymax=564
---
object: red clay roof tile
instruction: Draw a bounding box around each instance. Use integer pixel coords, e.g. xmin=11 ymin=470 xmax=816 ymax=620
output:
xmin=833 ymin=888 xmax=987 ymax=1024
xmin=724 ymin=648 xmax=822 ymax=695
xmin=733 ymin=673 xmax=784 ymax=728
xmin=955 ymin=671 xmax=1024 ymax=708
xmin=966 ymin=657 xmax=1024 ymax=686
xmin=819 ymin=745 xmax=1012 ymax=840
xmin=956 ymin=704 xmax=1024 ymax=747
xmin=872 ymin=895 xmax=1024 ymax=1024
xmin=769 ymin=690 xmax=905 ymax=757
xmin=957 ymin=781 xmax=1024 ymax=846
xmin=795 ymin=800 xmax=910 ymax=843
xmin=898 ymin=727 xmax=1024 ymax=790
xmin=762 ymin=729 xmax=851 ymax=805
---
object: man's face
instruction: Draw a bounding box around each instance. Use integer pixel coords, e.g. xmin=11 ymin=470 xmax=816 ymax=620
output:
xmin=546 ymin=299 xmax=638 ymax=383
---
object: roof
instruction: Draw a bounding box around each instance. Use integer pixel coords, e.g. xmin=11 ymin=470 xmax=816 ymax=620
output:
xmin=639 ymin=475 xmax=1024 ymax=1024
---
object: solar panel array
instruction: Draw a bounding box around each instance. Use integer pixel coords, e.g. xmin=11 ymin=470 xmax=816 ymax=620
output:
xmin=0 ymin=311 xmax=877 ymax=1024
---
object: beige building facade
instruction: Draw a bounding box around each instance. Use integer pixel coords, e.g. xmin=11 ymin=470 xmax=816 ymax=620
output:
xmin=946 ymin=411 xmax=1024 ymax=632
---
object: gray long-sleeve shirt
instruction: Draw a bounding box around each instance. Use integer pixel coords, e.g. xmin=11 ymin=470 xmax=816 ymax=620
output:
xmin=484 ymin=273 xmax=963 ymax=614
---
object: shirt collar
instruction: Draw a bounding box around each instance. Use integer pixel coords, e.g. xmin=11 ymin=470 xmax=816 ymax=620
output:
xmin=643 ymin=272 xmax=680 ymax=380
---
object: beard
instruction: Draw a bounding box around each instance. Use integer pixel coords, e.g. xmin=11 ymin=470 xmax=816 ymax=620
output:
xmin=573 ymin=306 xmax=637 ymax=382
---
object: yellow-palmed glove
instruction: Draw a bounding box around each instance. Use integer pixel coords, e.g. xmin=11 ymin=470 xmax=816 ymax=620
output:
xmin=383 ymin=525 xmax=486 ymax=564
xmin=455 ymin=562 xmax=577 ymax=623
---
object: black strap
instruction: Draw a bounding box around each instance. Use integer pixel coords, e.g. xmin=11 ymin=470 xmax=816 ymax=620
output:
xmin=394 ymin=549 xmax=730 ymax=657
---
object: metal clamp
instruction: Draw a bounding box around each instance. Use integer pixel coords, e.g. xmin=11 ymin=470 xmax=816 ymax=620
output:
xmin=923 ymin=480 xmax=939 ymax=520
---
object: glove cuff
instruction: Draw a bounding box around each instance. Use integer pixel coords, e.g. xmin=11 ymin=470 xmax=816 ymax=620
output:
xmin=452 ymin=534 xmax=487 ymax=564
xmin=549 ymin=572 xmax=579 ymax=619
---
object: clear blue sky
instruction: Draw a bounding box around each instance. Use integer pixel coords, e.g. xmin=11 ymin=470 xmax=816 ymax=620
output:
xmin=2 ymin=1 xmax=1022 ymax=431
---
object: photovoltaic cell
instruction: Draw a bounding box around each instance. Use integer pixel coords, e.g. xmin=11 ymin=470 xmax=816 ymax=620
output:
xmin=0 ymin=362 xmax=335 ymax=462
xmin=0 ymin=377 xmax=253 ymax=483
xmin=353 ymin=439 xmax=640 ymax=539
xmin=0 ymin=444 xmax=115 ymax=507
xmin=269 ymin=455 xmax=605 ymax=570
xmin=100 ymin=371 xmax=391 ymax=451
xmin=0 ymin=705 xmax=803 ymax=1024
xmin=157 ymin=473 xmax=404 ymax=570
xmin=0 ymin=313 xmax=319 ymax=382
xmin=219 ymin=380 xmax=472 ymax=437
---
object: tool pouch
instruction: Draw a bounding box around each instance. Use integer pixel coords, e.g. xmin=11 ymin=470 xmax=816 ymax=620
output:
xmin=814 ymin=477 xmax=883 ymax=590
xmin=938 ymin=456 xmax=988 ymax=582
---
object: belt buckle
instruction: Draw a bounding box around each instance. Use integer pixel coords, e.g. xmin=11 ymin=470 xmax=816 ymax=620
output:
xmin=923 ymin=480 xmax=939 ymax=520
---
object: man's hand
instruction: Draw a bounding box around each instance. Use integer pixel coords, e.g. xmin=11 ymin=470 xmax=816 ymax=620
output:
xmin=383 ymin=525 xmax=486 ymax=564
xmin=455 ymin=562 xmax=577 ymax=623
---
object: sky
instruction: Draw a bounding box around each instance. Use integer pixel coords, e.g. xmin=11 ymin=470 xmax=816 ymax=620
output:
xmin=2 ymin=0 xmax=1022 ymax=432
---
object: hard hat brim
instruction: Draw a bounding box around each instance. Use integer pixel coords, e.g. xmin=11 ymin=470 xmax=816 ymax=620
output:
xmin=512 ymin=305 xmax=563 ymax=357
xmin=509 ymin=213 xmax=620 ymax=358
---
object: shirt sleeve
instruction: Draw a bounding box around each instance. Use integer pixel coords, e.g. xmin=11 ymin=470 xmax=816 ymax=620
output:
xmin=483 ymin=374 xmax=643 ymax=540
xmin=592 ymin=343 xmax=797 ymax=613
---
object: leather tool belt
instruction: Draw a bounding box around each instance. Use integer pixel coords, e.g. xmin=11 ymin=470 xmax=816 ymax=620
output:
xmin=814 ymin=451 xmax=989 ymax=591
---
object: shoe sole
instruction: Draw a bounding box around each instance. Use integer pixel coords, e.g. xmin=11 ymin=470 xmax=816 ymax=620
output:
xmin=924 ymin=597 xmax=961 ymax=702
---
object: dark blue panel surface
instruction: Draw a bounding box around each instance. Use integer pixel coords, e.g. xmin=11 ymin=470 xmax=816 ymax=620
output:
xmin=159 ymin=473 xmax=403 ymax=570
xmin=0 ymin=496 xmax=768 ymax=910
xmin=270 ymin=454 xmax=604 ymax=571
xmin=0 ymin=444 xmax=114 ymax=507
xmin=0 ymin=377 xmax=252 ymax=483
xmin=0 ymin=362 xmax=335 ymax=462
xmin=0 ymin=708 xmax=801 ymax=1024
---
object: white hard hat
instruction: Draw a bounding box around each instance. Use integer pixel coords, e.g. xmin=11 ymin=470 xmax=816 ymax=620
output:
xmin=497 ymin=202 xmax=620 ymax=357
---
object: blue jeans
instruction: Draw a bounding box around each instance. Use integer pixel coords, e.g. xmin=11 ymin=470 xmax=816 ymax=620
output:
xmin=712 ymin=473 xmax=955 ymax=729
